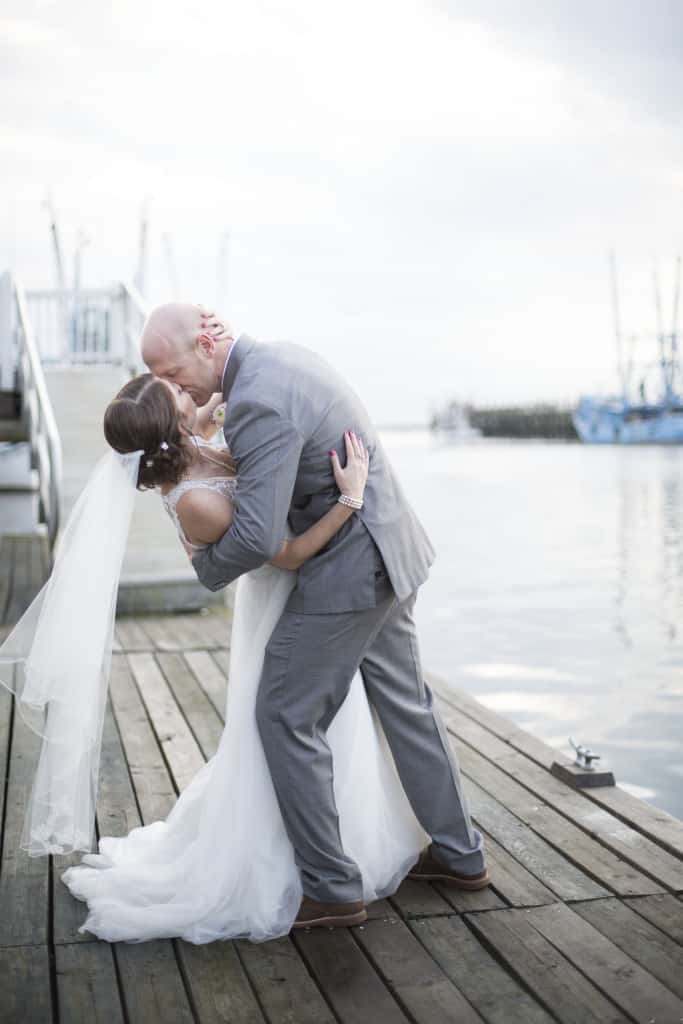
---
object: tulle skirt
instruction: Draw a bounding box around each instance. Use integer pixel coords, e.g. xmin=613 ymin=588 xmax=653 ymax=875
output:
xmin=61 ymin=563 xmax=428 ymax=943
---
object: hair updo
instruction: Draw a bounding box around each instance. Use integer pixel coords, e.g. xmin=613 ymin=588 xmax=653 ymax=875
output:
xmin=103 ymin=373 xmax=194 ymax=490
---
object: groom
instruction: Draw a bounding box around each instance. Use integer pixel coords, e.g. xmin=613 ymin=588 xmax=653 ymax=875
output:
xmin=141 ymin=303 xmax=489 ymax=929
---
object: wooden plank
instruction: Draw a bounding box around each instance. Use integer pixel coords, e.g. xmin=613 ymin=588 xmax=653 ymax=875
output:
xmin=157 ymin=652 xmax=224 ymax=761
xmin=353 ymin=915 xmax=484 ymax=1023
xmin=52 ymin=846 xmax=95 ymax=946
xmin=109 ymin=654 xmax=177 ymax=823
xmin=55 ymin=941 xmax=125 ymax=1023
xmin=0 ymin=536 xmax=13 ymax=623
xmin=390 ymin=878 xmax=456 ymax=918
xmin=0 ymin=683 xmax=50 ymax=946
xmin=127 ymin=615 xmax=180 ymax=650
xmin=127 ymin=652 xmax=205 ymax=794
xmin=184 ymin=649 xmax=228 ymax=721
xmin=102 ymin=669 xmax=199 ymax=1024
xmin=525 ymin=901 xmax=683 ymax=1022
xmin=211 ymin=647 xmax=231 ymax=681
xmin=0 ymin=684 xmax=13 ymax=855
xmin=138 ymin=613 xmax=223 ymax=651
xmin=4 ymin=536 xmax=46 ymax=624
xmin=0 ymin=943 xmax=53 ymax=1023
xmin=439 ymin=700 xmax=683 ymax=891
xmin=466 ymin=777 xmax=608 ymax=901
xmin=175 ymin=940 xmax=266 ymax=1024
xmin=27 ymin=534 xmax=47 ymax=593
xmin=4 ymin=536 xmax=29 ymax=624
xmin=114 ymin=618 xmax=154 ymax=652
xmin=115 ymin=941 xmax=195 ymax=1024
xmin=457 ymin=742 xmax=665 ymax=897
xmin=466 ymin=908 xmax=630 ymax=1024
xmin=462 ymin=829 xmax=557 ymax=908
xmin=96 ymin=697 xmax=145 ymax=839
xmin=432 ymin=679 xmax=683 ymax=860
xmin=432 ymin=880 xmax=506 ymax=913
xmin=366 ymin=898 xmax=395 ymax=920
xmin=168 ymin=613 xmax=224 ymax=649
xmin=409 ymin=915 xmax=556 ymax=1024
xmin=294 ymin=927 xmax=410 ymax=1022
xmin=571 ymin=897 xmax=683 ymax=999
xmin=237 ymin=935 xmax=336 ymax=1024
xmin=624 ymin=893 xmax=683 ymax=944
xmin=193 ymin=609 xmax=233 ymax=648
xmin=133 ymin=615 xmax=219 ymax=652
xmin=390 ymin=875 xmax=505 ymax=916
xmin=52 ymin=699 xmax=141 ymax=945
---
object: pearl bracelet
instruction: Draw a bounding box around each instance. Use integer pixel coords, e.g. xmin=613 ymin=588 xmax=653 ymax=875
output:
xmin=338 ymin=494 xmax=363 ymax=510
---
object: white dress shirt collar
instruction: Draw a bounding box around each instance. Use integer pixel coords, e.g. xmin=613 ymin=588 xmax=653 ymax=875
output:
xmin=220 ymin=332 xmax=240 ymax=392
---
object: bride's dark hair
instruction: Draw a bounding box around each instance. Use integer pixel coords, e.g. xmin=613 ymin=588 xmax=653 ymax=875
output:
xmin=104 ymin=374 xmax=197 ymax=490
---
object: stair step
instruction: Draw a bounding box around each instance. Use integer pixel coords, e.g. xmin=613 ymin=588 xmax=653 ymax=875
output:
xmin=0 ymin=443 xmax=37 ymax=491
xmin=0 ymin=419 xmax=28 ymax=443
xmin=0 ymin=474 xmax=39 ymax=493
xmin=0 ymin=390 xmax=20 ymax=419
xmin=0 ymin=490 xmax=41 ymax=535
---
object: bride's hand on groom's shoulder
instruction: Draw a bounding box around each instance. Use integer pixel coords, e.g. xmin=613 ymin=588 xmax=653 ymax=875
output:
xmin=329 ymin=430 xmax=369 ymax=502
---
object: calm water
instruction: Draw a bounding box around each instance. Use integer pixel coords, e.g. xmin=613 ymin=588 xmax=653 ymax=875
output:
xmin=378 ymin=429 xmax=683 ymax=820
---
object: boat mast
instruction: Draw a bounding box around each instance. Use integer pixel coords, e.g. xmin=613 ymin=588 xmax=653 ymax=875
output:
xmin=671 ymin=254 xmax=681 ymax=401
xmin=43 ymin=194 xmax=67 ymax=292
xmin=653 ymin=260 xmax=670 ymax=405
xmin=608 ymin=250 xmax=625 ymax=402
xmin=134 ymin=197 xmax=150 ymax=298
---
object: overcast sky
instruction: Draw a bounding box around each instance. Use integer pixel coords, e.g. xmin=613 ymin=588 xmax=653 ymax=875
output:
xmin=3 ymin=0 xmax=682 ymax=423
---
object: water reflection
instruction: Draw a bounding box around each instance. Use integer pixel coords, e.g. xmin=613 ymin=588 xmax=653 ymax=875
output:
xmin=379 ymin=430 xmax=683 ymax=818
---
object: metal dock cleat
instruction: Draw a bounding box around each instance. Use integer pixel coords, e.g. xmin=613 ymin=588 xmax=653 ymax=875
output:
xmin=550 ymin=736 xmax=616 ymax=789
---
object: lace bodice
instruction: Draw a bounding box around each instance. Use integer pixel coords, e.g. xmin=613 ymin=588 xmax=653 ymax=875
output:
xmin=161 ymin=437 xmax=238 ymax=552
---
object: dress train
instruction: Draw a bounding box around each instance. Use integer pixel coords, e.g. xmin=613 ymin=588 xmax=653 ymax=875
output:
xmin=61 ymin=562 xmax=428 ymax=943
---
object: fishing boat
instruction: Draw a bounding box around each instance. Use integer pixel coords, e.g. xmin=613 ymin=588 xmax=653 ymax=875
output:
xmin=573 ymin=253 xmax=683 ymax=444
xmin=429 ymin=399 xmax=482 ymax=439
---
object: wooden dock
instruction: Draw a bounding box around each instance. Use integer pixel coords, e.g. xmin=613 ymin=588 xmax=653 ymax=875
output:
xmin=1 ymin=536 xmax=683 ymax=1023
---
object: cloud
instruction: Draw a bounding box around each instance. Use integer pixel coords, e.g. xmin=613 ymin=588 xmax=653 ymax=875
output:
xmin=2 ymin=0 xmax=682 ymax=421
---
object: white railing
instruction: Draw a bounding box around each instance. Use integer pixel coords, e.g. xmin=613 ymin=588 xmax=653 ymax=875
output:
xmin=118 ymin=280 xmax=148 ymax=376
xmin=11 ymin=276 xmax=64 ymax=548
xmin=0 ymin=275 xmax=149 ymax=548
xmin=25 ymin=282 xmax=147 ymax=376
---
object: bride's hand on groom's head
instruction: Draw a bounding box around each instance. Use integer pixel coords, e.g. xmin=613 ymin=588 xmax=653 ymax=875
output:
xmin=197 ymin=305 xmax=232 ymax=343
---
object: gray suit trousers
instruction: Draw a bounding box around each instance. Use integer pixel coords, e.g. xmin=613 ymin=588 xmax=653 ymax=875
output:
xmin=255 ymin=578 xmax=486 ymax=902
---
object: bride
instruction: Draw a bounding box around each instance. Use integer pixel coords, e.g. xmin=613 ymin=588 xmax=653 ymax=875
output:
xmin=2 ymin=372 xmax=428 ymax=944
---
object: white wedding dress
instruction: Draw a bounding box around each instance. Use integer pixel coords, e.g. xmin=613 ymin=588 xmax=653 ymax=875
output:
xmin=61 ymin=452 xmax=428 ymax=944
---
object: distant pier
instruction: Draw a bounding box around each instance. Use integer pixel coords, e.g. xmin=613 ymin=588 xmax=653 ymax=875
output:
xmin=432 ymin=403 xmax=579 ymax=440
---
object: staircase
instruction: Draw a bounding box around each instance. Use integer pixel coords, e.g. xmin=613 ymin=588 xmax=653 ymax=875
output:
xmin=0 ymin=272 xmax=227 ymax=620
xmin=0 ymin=396 xmax=40 ymax=538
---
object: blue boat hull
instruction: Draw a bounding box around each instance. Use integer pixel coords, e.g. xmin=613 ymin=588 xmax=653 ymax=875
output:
xmin=573 ymin=397 xmax=683 ymax=444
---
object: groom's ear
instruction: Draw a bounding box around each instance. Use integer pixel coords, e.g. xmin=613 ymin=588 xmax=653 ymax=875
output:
xmin=196 ymin=331 xmax=215 ymax=358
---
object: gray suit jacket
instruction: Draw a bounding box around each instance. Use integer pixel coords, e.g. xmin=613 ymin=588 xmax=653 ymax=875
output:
xmin=191 ymin=334 xmax=435 ymax=613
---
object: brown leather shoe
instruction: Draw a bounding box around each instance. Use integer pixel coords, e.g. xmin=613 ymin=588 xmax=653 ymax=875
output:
xmin=291 ymin=895 xmax=367 ymax=929
xmin=408 ymin=845 xmax=491 ymax=890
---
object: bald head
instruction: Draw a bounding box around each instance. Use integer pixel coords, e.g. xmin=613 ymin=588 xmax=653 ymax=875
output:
xmin=140 ymin=302 xmax=233 ymax=406
xmin=140 ymin=303 xmax=203 ymax=365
